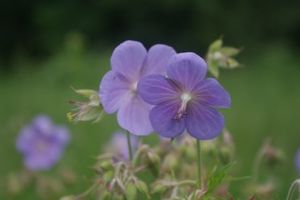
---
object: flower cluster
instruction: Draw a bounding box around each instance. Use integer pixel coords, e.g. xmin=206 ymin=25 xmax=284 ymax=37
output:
xmin=60 ymin=39 xmax=300 ymax=200
xmin=99 ymin=40 xmax=230 ymax=140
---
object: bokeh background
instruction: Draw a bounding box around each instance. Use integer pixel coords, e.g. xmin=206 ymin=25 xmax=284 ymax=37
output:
xmin=1 ymin=0 xmax=300 ymax=199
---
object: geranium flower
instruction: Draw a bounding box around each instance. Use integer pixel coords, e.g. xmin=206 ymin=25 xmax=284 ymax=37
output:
xmin=138 ymin=53 xmax=231 ymax=140
xmin=99 ymin=40 xmax=176 ymax=135
xmin=16 ymin=115 xmax=70 ymax=171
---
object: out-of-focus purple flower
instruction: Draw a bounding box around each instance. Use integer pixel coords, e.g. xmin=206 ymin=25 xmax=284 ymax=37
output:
xmin=110 ymin=132 xmax=139 ymax=161
xmin=16 ymin=115 xmax=70 ymax=171
xmin=296 ymin=149 xmax=300 ymax=173
xmin=138 ymin=53 xmax=231 ymax=140
xmin=99 ymin=40 xmax=176 ymax=135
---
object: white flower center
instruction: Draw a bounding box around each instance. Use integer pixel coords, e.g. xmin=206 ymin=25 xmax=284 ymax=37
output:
xmin=175 ymin=92 xmax=192 ymax=120
xmin=130 ymin=81 xmax=138 ymax=93
xmin=181 ymin=93 xmax=192 ymax=102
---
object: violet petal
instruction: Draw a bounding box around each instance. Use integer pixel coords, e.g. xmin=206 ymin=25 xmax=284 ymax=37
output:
xmin=111 ymin=40 xmax=147 ymax=80
xmin=186 ymin=102 xmax=224 ymax=140
xmin=138 ymin=74 xmax=178 ymax=105
xmin=166 ymin=52 xmax=207 ymax=91
xmin=150 ymin=101 xmax=185 ymax=138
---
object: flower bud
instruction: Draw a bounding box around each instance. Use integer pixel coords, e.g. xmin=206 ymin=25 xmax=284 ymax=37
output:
xmin=100 ymin=160 xmax=113 ymax=171
xmin=103 ymin=170 xmax=114 ymax=183
xmin=147 ymin=151 xmax=160 ymax=171
xmin=206 ymin=38 xmax=241 ymax=78
xmin=161 ymin=153 xmax=179 ymax=172
xmin=152 ymin=183 xmax=168 ymax=194
xmin=68 ymin=88 xmax=103 ymax=123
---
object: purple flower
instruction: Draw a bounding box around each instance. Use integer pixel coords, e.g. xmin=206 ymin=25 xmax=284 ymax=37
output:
xmin=296 ymin=149 xmax=300 ymax=173
xmin=138 ymin=53 xmax=231 ymax=140
xmin=99 ymin=40 xmax=176 ymax=135
xmin=16 ymin=115 xmax=70 ymax=171
xmin=110 ymin=132 xmax=139 ymax=161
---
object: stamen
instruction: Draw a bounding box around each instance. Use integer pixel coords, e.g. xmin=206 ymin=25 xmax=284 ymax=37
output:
xmin=174 ymin=92 xmax=192 ymax=120
xmin=130 ymin=81 xmax=138 ymax=93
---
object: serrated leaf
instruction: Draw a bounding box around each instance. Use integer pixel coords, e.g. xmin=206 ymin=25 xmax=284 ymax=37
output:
xmin=206 ymin=162 xmax=235 ymax=195
xmin=135 ymin=180 xmax=150 ymax=199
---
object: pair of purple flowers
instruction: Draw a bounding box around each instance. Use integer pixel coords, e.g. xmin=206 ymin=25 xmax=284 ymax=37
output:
xmin=16 ymin=115 xmax=70 ymax=171
xmin=99 ymin=40 xmax=231 ymax=140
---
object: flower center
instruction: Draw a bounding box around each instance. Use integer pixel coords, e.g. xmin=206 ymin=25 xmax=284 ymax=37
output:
xmin=174 ymin=92 xmax=192 ymax=120
xmin=130 ymin=81 xmax=138 ymax=93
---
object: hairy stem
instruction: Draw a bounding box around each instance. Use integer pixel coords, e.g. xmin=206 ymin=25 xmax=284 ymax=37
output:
xmin=126 ymin=131 xmax=133 ymax=161
xmin=196 ymin=139 xmax=202 ymax=188
xmin=286 ymin=179 xmax=300 ymax=200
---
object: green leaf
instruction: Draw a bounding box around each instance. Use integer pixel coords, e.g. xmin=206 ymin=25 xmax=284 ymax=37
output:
xmin=135 ymin=180 xmax=150 ymax=199
xmin=126 ymin=183 xmax=137 ymax=200
xmin=151 ymin=183 xmax=167 ymax=194
xmin=206 ymin=162 xmax=235 ymax=195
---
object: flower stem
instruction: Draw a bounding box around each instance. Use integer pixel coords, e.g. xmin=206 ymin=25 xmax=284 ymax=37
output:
xmin=196 ymin=139 xmax=202 ymax=188
xmin=286 ymin=179 xmax=300 ymax=200
xmin=126 ymin=131 xmax=133 ymax=161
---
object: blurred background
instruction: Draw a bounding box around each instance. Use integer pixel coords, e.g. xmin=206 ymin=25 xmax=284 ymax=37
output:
xmin=1 ymin=0 xmax=300 ymax=199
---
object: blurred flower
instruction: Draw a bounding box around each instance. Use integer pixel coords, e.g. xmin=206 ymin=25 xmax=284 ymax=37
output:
xmin=99 ymin=40 xmax=176 ymax=135
xmin=109 ymin=132 xmax=139 ymax=161
xmin=206 ymin=38 xmax=241 ymax=78
xmin=16 ymin=115 xmax=70 ymax=171
xmin=138 ymin=53 xmax=231 ymax=140
xmin=296 ymin=149 xmax=300 ymax=173
xmin=68 ymin=89 xmax=103 ymax=123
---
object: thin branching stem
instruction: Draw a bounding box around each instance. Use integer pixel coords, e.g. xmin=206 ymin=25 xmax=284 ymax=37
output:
xmin=126 ymin=131 xmax=133 ymax=161
xmin=286 ymin=179 xmax=300 ymax=200
xmin=196 ymin=139 xmax=202 ymax=188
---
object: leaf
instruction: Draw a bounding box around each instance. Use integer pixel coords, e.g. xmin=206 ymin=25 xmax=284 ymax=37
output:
xmin=135 ymin=180 xmax=150 ymax=199
xmin=206 ymin=162 xmax=235 ymax=195
xmin=126 ymin=183 xmax=137 ymax=200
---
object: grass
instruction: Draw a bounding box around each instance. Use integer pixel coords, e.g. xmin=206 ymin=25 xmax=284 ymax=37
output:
xmin=0 ymin=40 xmax=300 ymax=199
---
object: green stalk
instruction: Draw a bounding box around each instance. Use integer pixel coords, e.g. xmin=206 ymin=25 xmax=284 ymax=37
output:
xmin=286 ymin=179 xmax=300 ymax=200
xmin=126 ymin=131 xmax=133 ymax=161
xmin=196 ymin=139 xmax=202 ymax=188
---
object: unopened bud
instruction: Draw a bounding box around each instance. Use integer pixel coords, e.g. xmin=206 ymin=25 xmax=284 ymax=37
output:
xmin=103 ymin=171 xmax=114 ymax=183
xmin=162 ymin=153 xmax=178 ymax=172
xmin=152 ymin=183 xmax=167 ymax=194
xmin=147 ymin=151 xmax=160 ymax=170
